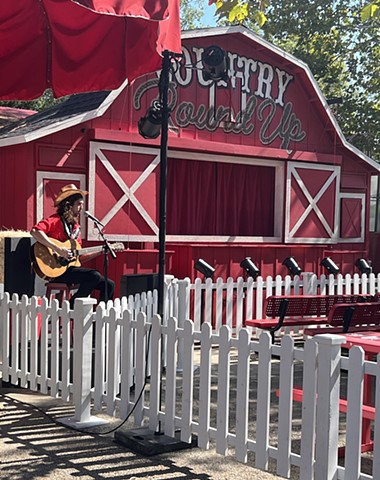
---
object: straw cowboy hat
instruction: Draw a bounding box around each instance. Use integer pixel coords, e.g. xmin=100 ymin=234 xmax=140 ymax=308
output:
xmin=54 ymin=184 xmax=88 ymax=207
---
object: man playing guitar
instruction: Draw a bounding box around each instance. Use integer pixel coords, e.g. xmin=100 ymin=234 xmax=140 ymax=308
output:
xmin=31 ymin=184 xmax=115 ymax=307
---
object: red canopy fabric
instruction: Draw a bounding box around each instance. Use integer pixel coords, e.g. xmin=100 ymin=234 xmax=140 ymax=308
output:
xmin=0 ymin=0 xmax=181 ymax=100
xmin=71 ymin=0 xmax=171 ymax=19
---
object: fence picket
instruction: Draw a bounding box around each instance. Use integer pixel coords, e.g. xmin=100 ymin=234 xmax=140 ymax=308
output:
xmin=236 ymin=277 xmax=244 ymax=332
xmin=165 ymin=316 xmax=178 ymax=437
xmin=181 ymin=319 xmax=194 ymax=443
xmin=226 ymin=277 xmax=234 ymax=329
xmin=314 ymin=335 xmax=345 ymax=480
xmin=61 ymin=301 xmax=71 ymax=402
xmin=1 ymin=292 xmax=10 ymax=381
xmin=39 ymin=296 xmax=49 ymax=394
xmin=119 ymin=309 xmax=133 ymax=420
xmin=245 ymin=276 xmax=254 ymax=321
xmin=148 ymin=314 xmax=161 ymax=431
xmin=277 ymin=335 xmax=295 ymax=477
xmin=198 ymin=322 xmax=212 ymax=450
xmin=134 ymin=311 xmax=147 ymax=427
xmin=235 ymin=328 xmax=250 ymax=463
xmin=216 ymin=325 xmax=231 ymax=456
xmin=106 ymin=308 xmax=118 ymax=417
xmin=50 ymin=299 xmax=60 ymax=397
xmin=345 ymin=346 xmax=365 ymax=479
xmin=194 ymin=278 xmax=202 ymax=331
xmin=94 ymin=305 xmax=106 ymax=412
xmin=299 ymin=338 xmax=317 ymax=480
xmin=255 ymin=332 xmax=272 ymax=470
xmin=29 ymin=295 xmax=39 ymax=391
xmin=11 ymin=293 xmax=20 ymax=385
xmin=205 ymin=278 xmax=213 ymax=329
xmin=373 ymin=354 xmax=380 ymax=480
xmin=20 ymin=295 xmax=28 ymax=388
xmin=215 ymin=277 xmax=224 ymax=333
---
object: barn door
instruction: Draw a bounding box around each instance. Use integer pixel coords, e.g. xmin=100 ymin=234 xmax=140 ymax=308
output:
xmin=285 ymin=162 xmax=340 ymax=243
xmin=88 ymin=142 xmax=160 ymax=241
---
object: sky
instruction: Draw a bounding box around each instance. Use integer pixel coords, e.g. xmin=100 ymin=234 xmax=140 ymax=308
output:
xmin=201 ymin=0 xmax=217 ymax=26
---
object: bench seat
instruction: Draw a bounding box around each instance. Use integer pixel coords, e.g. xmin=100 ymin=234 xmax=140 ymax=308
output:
xmin=304 ymin=301 xmax=380 ymax=336
xmin=246 ymin=316 xmax=329 ymax=329
xmin=304 ymin=324 xmax=380 ymax=336
xmin=245 ymin=294 xmax=376 ymax=337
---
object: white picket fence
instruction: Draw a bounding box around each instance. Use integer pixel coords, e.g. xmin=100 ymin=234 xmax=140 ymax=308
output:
xmin=174 ymin=271 xmax=380 ymax=334
xmin=1 ymin=290 xmax=379 ymax=479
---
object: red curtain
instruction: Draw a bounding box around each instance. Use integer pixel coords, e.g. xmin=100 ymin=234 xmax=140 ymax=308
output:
xmin=167 ymin=159 xmax=275 ymax=236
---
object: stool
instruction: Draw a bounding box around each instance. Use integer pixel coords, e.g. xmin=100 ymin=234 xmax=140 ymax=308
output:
xmin=45 ymin=282 xmax=79 ymax=305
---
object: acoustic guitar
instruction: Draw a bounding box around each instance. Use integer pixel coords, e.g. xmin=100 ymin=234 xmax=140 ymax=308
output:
xmin=31 ymin=238 xmax=124 ymax=280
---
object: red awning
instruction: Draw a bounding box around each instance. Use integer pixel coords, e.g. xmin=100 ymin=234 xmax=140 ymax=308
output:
xmin=71 ymin=0 xmax=171 ymax=19
xmin=0 ymin=0 xmax=181 ymax=100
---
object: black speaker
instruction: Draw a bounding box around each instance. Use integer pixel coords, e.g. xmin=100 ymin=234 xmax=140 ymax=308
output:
xmin=120 ymin=273 xmax=159 ymax=297
xmin=4 ymin=237 xmax=35 ymax=296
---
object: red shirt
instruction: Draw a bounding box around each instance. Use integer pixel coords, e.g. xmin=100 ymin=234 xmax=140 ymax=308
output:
xmin=33 ymin=214 xmax=82 ymax=245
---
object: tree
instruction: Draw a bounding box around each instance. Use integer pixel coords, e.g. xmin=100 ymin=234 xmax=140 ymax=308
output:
xmin=209 ymin=0 xmax=268 ymax=26
xmin=210 ymin=0 xmax=380 ymax=161
xmin=260 ymin=1 xmax=380 ymax=160
xmin=362 ymin=1 xmax=380 ymax=20
xmin=181 ymin=0 xmax=204 ymax=30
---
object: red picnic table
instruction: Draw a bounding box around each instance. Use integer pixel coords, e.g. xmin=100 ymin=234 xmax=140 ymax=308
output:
xmin=339 ymin=331 xmax=380 ymax=453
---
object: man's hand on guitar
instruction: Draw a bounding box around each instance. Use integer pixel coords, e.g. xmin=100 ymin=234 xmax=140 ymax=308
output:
xmin=54 ymin=245 xmax=74 ymax=261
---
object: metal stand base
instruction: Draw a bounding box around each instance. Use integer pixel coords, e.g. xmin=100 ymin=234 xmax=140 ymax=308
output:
xmin=59 ymin=415 xmax=108 ymax=429
xmin=114 ymin=427 xmax=197 ymax=456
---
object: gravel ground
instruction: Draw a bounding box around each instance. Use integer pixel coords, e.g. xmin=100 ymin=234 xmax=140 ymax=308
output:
xmin=0 ymin=385 xmax=285 ymax=480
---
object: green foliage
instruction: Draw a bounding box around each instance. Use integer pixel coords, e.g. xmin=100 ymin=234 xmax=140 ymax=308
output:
xmin=209 ymin=0 xmax=380 ymax=160
xmin=212 ymin=0 xmax=268 ymax=27
xmin=252 ymin=0 xmax=380 ymax=162
xmin=0 ymin=89 xmax=66 ymax=113
xmin=361 ymin=1 xmax=380 ymax=21
xmin=181 ymin=0 xmax=205 ymax=29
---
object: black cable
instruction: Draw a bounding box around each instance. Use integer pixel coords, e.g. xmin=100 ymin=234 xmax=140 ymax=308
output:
xmin=1 ymin=323 xmax=153 ymax=437
xmin=88 ymin=323 xmax=153 ymax=435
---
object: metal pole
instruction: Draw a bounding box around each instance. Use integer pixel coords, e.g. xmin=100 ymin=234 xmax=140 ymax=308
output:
xmin=158 ymin=50 xmax=171 ymax=319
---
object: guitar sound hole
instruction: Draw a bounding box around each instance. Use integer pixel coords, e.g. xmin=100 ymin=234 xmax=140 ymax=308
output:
xmin=59 ymin=257 xmax=69 ymax=267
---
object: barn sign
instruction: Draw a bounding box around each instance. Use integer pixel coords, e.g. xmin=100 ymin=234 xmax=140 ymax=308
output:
xmin=134 ymin=45 xmax=306 ymax=149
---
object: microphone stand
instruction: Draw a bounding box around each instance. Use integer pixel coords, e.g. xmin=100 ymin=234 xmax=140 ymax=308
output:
xmin=91 ymin=220 xmax=116 ymax=303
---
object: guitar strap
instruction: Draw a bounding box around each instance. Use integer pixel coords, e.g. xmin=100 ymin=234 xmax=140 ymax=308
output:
xmin=61 ymin=216 xmax=81 ymax=240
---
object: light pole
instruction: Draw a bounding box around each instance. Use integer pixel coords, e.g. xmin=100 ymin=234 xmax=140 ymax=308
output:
xmin=120 ymin=47 xmax=228 ymax=455
xmin=157 ymin=50 xmax=171 ymax=319
xmin=138 ymin=50 xmax=181 ymax=318
xmin=138 ymin=46 xmax=228 ymax=318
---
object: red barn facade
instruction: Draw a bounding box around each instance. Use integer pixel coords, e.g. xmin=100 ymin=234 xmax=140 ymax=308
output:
xmin=0 ymin=26 xmax=379 ymax=295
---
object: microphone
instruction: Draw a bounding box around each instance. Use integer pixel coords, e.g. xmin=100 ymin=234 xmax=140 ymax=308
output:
xmin=84 ymin=210 xmax=104 ymax=227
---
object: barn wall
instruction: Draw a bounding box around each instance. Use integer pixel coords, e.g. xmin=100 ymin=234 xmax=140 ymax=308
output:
xmin=0 ymin=143 xmax=35 ymax=231
xmin=168 ymin=243 xmax=369 ymax=281
xmin=0 ymin=28 xmax=378 ymax=294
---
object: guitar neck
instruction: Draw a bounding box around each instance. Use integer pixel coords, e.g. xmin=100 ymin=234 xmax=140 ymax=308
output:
xmin=78 ymin=245 xmax=103 ymax=256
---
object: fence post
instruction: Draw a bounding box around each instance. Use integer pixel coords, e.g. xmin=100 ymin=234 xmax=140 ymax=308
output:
xmin=60 ymin=298 xmax=107 ymax=428
xmin=313 ymin=334 xmax=345 ymax=480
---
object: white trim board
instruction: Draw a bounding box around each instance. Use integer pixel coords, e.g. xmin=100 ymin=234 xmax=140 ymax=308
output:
xmin=88 ymin=142 xmax=284 ymax=243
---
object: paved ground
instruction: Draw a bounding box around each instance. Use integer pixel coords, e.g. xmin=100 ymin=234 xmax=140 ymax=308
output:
xmin=0 ymin=384 xmax=284 ymax=480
